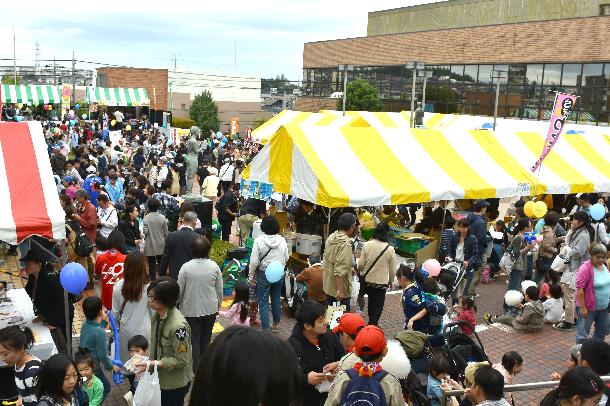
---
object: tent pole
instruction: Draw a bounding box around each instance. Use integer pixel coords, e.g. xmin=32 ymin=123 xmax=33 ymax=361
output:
xmin=436 ymin=201 xmax=449 ymax=260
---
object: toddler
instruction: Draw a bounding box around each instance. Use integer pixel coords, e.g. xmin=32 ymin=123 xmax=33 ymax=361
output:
xmin=75 ymin=348 xmax=104 ymax=406
xmin=219 ymin=281 xmax=250 ymax=325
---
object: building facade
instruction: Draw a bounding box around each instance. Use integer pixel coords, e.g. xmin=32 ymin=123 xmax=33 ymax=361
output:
xmin=299 ymin=1 xmax=610 ymax=125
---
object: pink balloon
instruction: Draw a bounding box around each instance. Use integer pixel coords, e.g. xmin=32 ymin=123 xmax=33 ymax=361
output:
xmin=424 ymin=259 xmax=441 ymax=277
xmin=536 ymin=235 xmax=543 ymax=242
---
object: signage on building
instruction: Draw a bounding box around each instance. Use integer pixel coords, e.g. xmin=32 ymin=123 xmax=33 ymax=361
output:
xmin=230 ymin=117 xmax=239 ymax=136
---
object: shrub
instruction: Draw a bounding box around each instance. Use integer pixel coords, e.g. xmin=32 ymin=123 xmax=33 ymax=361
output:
xmin=172 ymin=117 xmax=195 ymax=129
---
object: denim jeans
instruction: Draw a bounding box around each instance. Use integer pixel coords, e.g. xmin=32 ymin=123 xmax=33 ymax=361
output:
xmin=256 ymin=272 xmax=283 ymax=331
xmin=160 ymin=382 xmax=191 ymax=406
xmin=576 ymin=307 xmax=610 ymax=344
xmin=503 ymin=270 xmax=523 ymax=313
xmin=462 ymin=270 xmax=475 ymax=298
xmin=94 ymin=366 xmax=111 ymax=402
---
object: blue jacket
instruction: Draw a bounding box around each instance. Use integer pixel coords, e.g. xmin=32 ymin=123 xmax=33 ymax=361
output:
xmin=448 ymin=234 xmax=481 ymax=272
xmin=468 ymin=213 xmax=488 ymax=256
xmin=402 ymin=285 xmax=447 ymax=335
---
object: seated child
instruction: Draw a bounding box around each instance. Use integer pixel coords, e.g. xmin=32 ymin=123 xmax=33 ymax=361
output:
xmin=324 ymin=325 xmax=404 ymax=406
xmin=452 ymin=296 xmax=476 ymax=335
xmin=484 ymin=286 xmax=544 ymax=332
xmin=219 ymin=281 xmax=250 ymax=325
xmin=125 ymin=335 xmax=149 ymax=396
xmin=542 ymin=284 xmax=563 ymax=324
xmin=550 ymin=344 xmax=580 ymax=381
xmin=427 ymin=354 xmax=463 ymax=406
xmin=332 ymin=313 xmax=366 ymax=371
xmin=75 ymin=348 xmax=104 ymax=406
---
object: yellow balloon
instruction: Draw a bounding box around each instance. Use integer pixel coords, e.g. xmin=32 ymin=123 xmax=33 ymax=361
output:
xmin=361 ymin=212 xmax=373 ymax=221
xmin=111 ymin=119 xmax=117 ymax=126
xmin=523 ymin=200 xmax=535 ymax=217
xmin=533 ymin=201 xmax=548 ymax=218
xmin=125 ymin=125 xmax=132 ymax=131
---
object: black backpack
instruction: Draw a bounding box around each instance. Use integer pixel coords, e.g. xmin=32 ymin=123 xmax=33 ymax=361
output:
xmin=68 ymin=223 xmax=94 ymax=257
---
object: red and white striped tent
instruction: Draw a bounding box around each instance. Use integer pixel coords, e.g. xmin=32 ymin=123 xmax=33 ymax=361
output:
xmin=0 ymin=121 xmax=65 ymax=245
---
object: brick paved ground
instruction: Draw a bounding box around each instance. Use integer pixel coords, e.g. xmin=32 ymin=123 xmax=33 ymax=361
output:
xmin=2 ymin=237 xmax=608 ymax=405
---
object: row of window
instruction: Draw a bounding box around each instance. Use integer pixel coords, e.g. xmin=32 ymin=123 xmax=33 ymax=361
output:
xmin=302 ymin=63 xmax=610 ymax=124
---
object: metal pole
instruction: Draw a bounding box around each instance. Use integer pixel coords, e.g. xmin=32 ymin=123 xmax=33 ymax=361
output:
xmin=282 ymin=91 xmax=287 ymax=110
xmin=422 ymin=77 xmax=428 ymax=109
xmin=493 ymin=75 xmax=501 ymax=131
xmin=53 ymin=57 xmax=57 ymax=85
xmin=410 ymin=66 xmax=417 ymax=128
xmin=234 ymin=40 xmax=237 ymax=73
xmin=63 ymin=289 xmax=72 ymax=357
xmin=342 ymin=70 xmax=348 ymax=116
xmin=71 ymin=51 xmax=76 ymax=104
xmin=13 ymin=27 xmax=17 ymax=84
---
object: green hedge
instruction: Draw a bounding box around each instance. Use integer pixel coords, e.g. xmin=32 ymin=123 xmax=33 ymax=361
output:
xmin=172 ymin=117 xmax=195 ymax=129
xmin=209 ymin=239 xmax=237 ymax=266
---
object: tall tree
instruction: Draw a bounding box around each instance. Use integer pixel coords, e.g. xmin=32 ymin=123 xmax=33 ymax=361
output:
xmin=190 ymin=90 xmax=220 ymax=133
xmin=1 ymin=74 xmax=20 ymax=85
xmin=337 ymin=79 xmax=384 ymax=112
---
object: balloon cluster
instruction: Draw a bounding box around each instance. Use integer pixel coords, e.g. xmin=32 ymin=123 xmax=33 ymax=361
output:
xmin=524 ymin=200 xmax=547 ymax=218
xmin=524 ymin=231 xmax=537 ymax=244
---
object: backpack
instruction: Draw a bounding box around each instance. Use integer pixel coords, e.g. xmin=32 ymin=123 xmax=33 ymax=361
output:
xmin=68 ymin=223 xmax=94 ymax=257
xmin=339 ymin=369 xmax=388 ymax=406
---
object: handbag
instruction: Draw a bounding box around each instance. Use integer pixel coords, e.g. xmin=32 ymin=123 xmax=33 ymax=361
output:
xmin=499 ymin=238 xmax=517 ymax=274
xmin=358 ymin=244 xmax=390 ymax=289
xmin=133 ymin=361 xmax=161 ymax=406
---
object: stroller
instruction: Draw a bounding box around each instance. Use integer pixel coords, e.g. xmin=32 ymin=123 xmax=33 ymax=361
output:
xmin=441 ymin=321 xmax=489 ymax=383
xmin=283 ymin=269 xmax=306 ymax=317
xmin=437 ymin=261 xmax=466 ymax=300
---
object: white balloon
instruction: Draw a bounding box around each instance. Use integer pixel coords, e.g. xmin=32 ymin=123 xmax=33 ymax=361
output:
xmin=380 ymin=340 xmax=411 ymax=379
xmin=521 ymin=280 xmax=537 ymax=294
xmin=504 ymin=290 xmax=524 ymax=307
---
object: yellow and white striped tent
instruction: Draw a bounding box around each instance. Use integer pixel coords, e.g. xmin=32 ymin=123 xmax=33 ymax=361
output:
xmin=243 ymin=118 xmax=610 ymax=207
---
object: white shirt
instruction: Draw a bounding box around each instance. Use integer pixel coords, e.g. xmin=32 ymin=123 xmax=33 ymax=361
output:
xmin=113 ymin=110 xmax=124 ymax=122
xmin=156 ymin=165 xmax=169 ymax=187
xmin=456 ymin=241 xmax=465 ymax=262
xmin=543 ymin=297 xmax=563 ymax=323
xmin=97 ymin=206 xmax=118 ymax=238
xmin=219 ymin=163 xmax=234 ymax=182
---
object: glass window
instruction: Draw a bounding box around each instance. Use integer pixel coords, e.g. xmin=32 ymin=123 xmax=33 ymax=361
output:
xmin=478 ymin=65 xmax=493 ymax=84
xmin=604 ymin=64 xmax=610 ymax=82
xmin=543 ymin=64 xmax=562 ymax=86
xmin=525 ymin=64 xmax=544 ymax=86
xmin=463 ymin=65 xmax=478 ymax=83
xmin=508 ymin=64 xmax=526 ymax=84
xmin=451 ymin=65 xmax=464 ymax=80
xmin=582 ymin=64 xmax=604 ymax=87
xmin=562 ymin=64 xmax=582 ymax=86
xmin=432 ymin=66 xmax=451 ymax=81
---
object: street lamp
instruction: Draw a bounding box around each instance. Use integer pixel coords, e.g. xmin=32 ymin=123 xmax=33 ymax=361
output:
xmin=406 ymin=61 xmax=422 ymax=127
xmin=491 ymin=70 xmax=506 ymax=131
xmin=338 ymin=64 xmax=354 ymax=116
xmin=418 ymin=70 xmax=432 ymax=109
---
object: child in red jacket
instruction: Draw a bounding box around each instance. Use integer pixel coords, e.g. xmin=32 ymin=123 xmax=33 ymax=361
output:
xmin=452 ymin=296 xmax=476 ymax=335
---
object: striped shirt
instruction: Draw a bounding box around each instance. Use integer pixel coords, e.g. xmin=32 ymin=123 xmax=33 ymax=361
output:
xmin=14 ymin=358 xmax=42 ymax=406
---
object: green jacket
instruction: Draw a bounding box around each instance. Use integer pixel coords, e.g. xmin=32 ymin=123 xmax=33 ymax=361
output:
xmin=150 ymin=307 xmax=193 ymax=389
xmin=322 ymin=230 xmax=353 ymax=298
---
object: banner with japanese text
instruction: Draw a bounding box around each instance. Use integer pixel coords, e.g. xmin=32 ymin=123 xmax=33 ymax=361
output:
xmin=531 ymin=92 xmax=578 ymax=172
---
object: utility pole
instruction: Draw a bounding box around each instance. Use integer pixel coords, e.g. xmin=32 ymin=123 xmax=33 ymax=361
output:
xmin=338 ymin=64 xmax=353 ymax=116
xmin=13 ymin=27 xmax=17 ymax=84
xmin=491 ymin=70 xmax=506 ymax=131
xmin=234 ymin=40 xmax=237 ymax=73
xmin=282 ymin=91 xmax=287 ymax=110
xmin=53 ymin=56 xmax=57 ymax=85
xmin=172 ymin=53 xmax=177 ymax=71
xmin=406 ymin=61 xmax=422 ymax=128
xmin=71 ymin=50 xmax=76 ymax=104
xmin=35 ymin=42 xmax=40 ymax=69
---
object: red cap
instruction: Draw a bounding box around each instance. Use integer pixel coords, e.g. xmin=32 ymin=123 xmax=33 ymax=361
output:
xmin=332 ymin=313 xmax=366 ymax=336
xmin=354 ymin=325 xmax=387 ymax=357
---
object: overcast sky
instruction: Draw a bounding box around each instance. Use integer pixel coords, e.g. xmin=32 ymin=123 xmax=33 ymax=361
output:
xmin=0 ymin=0 xmax=444 ymax=81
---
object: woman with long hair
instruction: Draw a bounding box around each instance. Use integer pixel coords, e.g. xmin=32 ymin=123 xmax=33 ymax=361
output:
xmin=554 ymin=210 xmax=594 ymax=331
xmin=111 ymin=252 xmax=151 ymax=394
xmin=540 ymin=366 xmax=603 ymax=406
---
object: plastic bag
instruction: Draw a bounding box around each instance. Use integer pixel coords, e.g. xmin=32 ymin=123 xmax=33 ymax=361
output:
xmin=350 ymin=275 xmax=360 ymax=310
xmin=133 ymin=361 xmax=161 ymax=406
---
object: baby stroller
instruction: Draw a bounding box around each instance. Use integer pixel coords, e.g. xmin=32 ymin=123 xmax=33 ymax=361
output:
xmin=283 ymin=269 xmax=306 ymax=317
xmin=437 ymin=261 xmax=466 ymax=300
xmin=441 ymin=321 xmax=489 ymax=383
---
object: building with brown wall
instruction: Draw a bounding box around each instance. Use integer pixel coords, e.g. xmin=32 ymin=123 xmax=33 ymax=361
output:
xmin=299 ymin=1 xmax=610 ymax=125
xmin=96 ymin=67 xmax=169 ymax=111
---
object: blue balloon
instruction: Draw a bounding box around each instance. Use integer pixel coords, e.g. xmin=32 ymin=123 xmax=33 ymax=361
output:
xmin=265 ymin=261 xmax=285 ymax=283
xmin=590 ymin=203 xmax=605 ymax=221
xmin=70 ymin=119 xmax=76 ymax=126
xmin=74 ymin=103 xmax=80 ymax=110
xmin=59 ymin=263 xmax=88 ymax=294
xmin=15 ymin=116 xmax=23 ymax=122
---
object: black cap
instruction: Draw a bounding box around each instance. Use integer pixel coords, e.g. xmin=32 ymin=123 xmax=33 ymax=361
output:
xmin=19 ymin=246 xmax=48 ymax=263
xmin=472 ymin=199 xmax=490 ymax=211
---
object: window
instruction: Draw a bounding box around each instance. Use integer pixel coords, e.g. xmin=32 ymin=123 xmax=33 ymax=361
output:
xmin=543 ymin=64 xmax=562 ymax=86
xmin=97 ymin=74 xmax=106 ymax=88
xmin=508 ymin=64 xmax=526 ymax=85
xmin=562 ymin=64 xmax=582 ymax=86
xmin=525 ymin=64 xmax=544 ymax=85
xmin=478 ymin=65 xmax=493 ymax=84
xmin=463 ymin=65 xmax=478 ymax=83
xmin=181 ymin=103 xmax=186 ymax=110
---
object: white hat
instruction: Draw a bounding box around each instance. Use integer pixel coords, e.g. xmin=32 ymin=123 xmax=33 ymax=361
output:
xmin=86 ymin=166 xmax=96 ymax=173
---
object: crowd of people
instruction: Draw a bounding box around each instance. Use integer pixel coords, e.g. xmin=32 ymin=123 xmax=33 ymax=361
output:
xmin=0 ymin=110 xmax=609 ymax=406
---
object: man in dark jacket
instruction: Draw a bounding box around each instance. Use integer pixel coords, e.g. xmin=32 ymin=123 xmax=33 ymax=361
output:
xmin=24 ymin=246 xmax=73 ymax=355
xmin=159 ymin=211 xmax=200 ymax=280
xmin=50 ymin=148 xmax=67 ymax=177
xmin=288 ymin=300 xmax=345 ymax=406
xmin=467 ymin=200 xmax=489 ymax=297
xmin=216 ymin=184 xmax=239 ymax=241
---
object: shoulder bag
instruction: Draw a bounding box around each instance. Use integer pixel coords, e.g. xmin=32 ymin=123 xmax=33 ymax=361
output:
xmin=358 ymin=244 xmax=390 ymax=289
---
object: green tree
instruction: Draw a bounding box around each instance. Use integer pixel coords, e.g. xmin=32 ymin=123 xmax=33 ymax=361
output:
xmin=189 ymin=90 xmax=220 ymax=133
xmin=1 ymin=74 xmax=20 ymax=85
xmin=261 ymin=74 xmax=299 ymax=94
xmin=425 ymin=85 xmax=461 ymax=114
xmin=337 ymin=79 xmax=384 ymax=112
xmin=252 ymin=118 xmax=269 ymax=129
